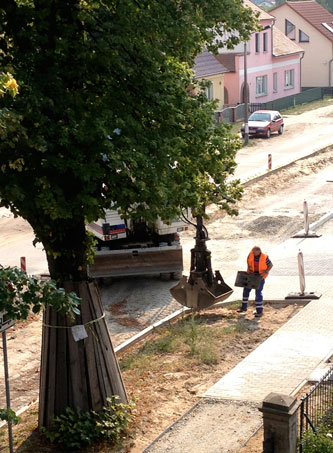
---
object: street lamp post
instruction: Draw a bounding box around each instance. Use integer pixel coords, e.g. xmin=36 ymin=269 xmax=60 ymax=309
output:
xmin=243 ymin=41 xmax=249 ymax=145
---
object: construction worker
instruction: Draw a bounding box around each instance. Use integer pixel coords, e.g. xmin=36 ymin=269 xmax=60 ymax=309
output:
xmin=239 ymin=246 xmax=273 ymax=317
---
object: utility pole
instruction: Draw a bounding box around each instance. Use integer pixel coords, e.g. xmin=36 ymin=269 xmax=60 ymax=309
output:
xmin=243 ymin=41 xmax=249 ymax=146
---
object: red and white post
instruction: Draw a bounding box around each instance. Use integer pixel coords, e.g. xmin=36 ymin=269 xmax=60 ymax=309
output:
xmin=297 ymin=250 xmax=305 ymax=296
xmin=268 ymin=154 xmax=272 ymax=170
xmin=20 ymin=256 xmax=26 ymax=273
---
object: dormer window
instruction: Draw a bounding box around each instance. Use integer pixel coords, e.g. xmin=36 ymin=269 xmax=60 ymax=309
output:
xmin=299 ymin=30 xmax=309 ymax=42
xmin=285 ymin=19 xmax=296 ymax=40
xmin=255 ymin=33 xmax=260 ymax=52
xmin=263 ymin=32 xmax=268 ymax=51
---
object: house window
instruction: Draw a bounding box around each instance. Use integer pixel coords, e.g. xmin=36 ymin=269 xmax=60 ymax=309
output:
xmin=273 ymin=72 xmax=277 ymax=92
xmin=255 ymin=33 xmax=260 ymax=52
xmin=205 ymin=83 xmax=214 ymax=100
xmin=263 ymin=32 xmax=268 ymax=51
xmin=224 ymin=87 xmax=229 ymax=104
xmin=299 ymin=30 xmax=309 ymax=42
xmin=256 ymin=75 xmax=267 ymax=96
xmin=285 ymin=19 xmax=296 ymax=40
xmin=284 ymin=69 xmax=294 ymax=88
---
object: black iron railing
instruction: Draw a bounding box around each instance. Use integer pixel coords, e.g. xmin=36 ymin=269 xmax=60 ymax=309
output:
xmin=299 ymin=364 xmax=333 ymax=452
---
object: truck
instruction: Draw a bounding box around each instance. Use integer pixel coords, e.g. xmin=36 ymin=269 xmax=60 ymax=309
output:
xmin=87 ymin=208 xmax=191 ymax=280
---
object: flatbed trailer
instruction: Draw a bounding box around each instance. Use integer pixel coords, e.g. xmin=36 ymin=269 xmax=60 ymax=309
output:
xmin=88 ymin=245 xmax=183 ymax=279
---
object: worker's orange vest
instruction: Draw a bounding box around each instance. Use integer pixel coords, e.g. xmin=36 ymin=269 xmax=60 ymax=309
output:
xmin=247 ymin=251 xmax=269 ymax=278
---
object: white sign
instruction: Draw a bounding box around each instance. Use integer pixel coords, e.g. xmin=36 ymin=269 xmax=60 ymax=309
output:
xmin=0 ymin=311 xmax=15 ymax=333
xmin=71 ymin=324 xmax=88 ymax=342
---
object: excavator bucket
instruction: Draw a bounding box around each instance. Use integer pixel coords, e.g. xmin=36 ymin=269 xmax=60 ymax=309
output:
xmin=170 ymin=274 xmax=233 ymax=311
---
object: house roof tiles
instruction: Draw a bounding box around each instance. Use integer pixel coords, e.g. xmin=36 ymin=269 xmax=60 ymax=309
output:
xmin=215 ymin=53 xmax=236 ymax=72
xmin=273 ymin=26 xmax=304 ymax=56
xmin=272 ymin=1 xmax=333 ymax=42
xmin=194 ymin=49 xmax=229 ymax=78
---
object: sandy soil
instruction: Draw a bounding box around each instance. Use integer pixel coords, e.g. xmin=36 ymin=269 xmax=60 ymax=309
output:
xmin=0 ymin=315 xmax=41 ymax=412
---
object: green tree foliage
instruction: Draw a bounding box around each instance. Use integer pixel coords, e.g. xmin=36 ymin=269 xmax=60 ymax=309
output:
xmin=0 ymin=0 xmax=258 ymax=281
xmin=0 ymin=265 xmax=80 ymax=319
xmin=318 ymin=0 xmax=333 ymax=13
xmin=274 ymin=0 xmax=286 ymax=7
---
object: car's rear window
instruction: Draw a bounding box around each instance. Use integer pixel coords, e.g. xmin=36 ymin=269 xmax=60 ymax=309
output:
xmin=249 ymin=113 xmax=271 ymax=122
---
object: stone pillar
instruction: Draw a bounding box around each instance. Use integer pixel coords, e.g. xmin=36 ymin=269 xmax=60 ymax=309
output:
xmin=259 ymin=393 xmax=301 ymax=453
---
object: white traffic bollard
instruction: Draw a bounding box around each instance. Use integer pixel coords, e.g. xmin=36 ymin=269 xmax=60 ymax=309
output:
xmin=297 ymin=250 xmax=305 ymax=296
xmin=292 ymin=200 xmax=321 ymax=238
xmin=285 ymin=250 xmax=321 ymax=300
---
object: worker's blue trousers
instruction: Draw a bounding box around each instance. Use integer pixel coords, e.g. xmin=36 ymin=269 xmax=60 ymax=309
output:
xmin=242 ymin=279 xmax=265 ymax=313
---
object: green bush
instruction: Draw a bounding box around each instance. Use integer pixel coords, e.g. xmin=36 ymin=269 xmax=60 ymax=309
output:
xmin=41 ymin=407 xmax=98 ymax=449
xmin=41 ymin=396 xmax=135 ymax=450
xmin=302 ymin=430 xmax=333 ymax=453
xmin=93 ymin=396 xmax=135 ymax=443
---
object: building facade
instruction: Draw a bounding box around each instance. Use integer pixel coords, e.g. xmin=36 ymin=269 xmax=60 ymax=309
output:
xmin=220 ymin=0 xmax=303 ymax=105
xmin=271 ymin=1 xmax=333 ymax=87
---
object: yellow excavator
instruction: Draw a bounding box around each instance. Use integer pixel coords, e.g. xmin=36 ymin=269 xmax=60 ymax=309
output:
xmin=170 ymin=215 xmax=233 ymax=310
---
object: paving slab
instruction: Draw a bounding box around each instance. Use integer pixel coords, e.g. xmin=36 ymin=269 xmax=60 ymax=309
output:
xmin=204 ymin=298 xmax=333 ymax=402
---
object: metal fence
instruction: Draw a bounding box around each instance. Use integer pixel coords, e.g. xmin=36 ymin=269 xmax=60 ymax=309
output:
xmin=298 ymin=364 xmax=333 ymax=452
xmin=249 ymin=87 xmax=325 ymax=113
xmin=323 ymin=87 xmax=333 ymax=97
xmin=215 ymin=103 xmax=245 ymax=124
xmin=215 ymin=87 xmax=333 ymax=124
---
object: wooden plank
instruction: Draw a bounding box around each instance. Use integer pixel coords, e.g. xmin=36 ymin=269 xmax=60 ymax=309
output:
xmin=38 ymin=308 xmax=50 ymax=427
xmin=54 ymin=313 xmax=68 ymax=414
xmin=81 ymin=282 xmax=103 ymax=409
xmin=90 ymin=282 xmax=128 ymax=400
xmin=88 ymin=282 xmax=110 ymax=405
xmin=45 ymin=308 xmax=58 ymax=426
xmin=66 ymin=282 xmax=89 ymax=410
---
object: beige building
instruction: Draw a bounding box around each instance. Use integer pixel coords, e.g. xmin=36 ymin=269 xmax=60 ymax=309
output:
xmin=193 ymin=49 xmax=229 ymax=109
xmin=271 ymin=1 xmax=333 ymax=87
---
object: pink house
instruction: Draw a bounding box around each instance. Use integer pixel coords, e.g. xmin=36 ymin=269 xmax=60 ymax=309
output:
xmin=219 ymin=0 xmax=304 ymax=106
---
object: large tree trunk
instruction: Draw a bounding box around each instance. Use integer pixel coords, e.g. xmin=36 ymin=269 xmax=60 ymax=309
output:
xmin=38 ymin=280 xmax=127 ymax=428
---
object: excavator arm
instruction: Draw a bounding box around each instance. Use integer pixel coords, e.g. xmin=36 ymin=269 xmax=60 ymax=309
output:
xmin=170 ymin=215 xmax=233 ymax=310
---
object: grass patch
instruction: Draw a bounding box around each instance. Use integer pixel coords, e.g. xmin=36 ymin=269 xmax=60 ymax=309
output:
xmin=223 ymin=300 xmax=242 ymax=311
xmin=281 ymin=96 xmax=333 ymax=116
xmin=119 ymin=308 xmax=247 ymax=372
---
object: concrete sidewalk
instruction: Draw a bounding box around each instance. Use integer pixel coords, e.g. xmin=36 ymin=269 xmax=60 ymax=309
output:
xmin=145 ymin=219 xmax=333 ymax=452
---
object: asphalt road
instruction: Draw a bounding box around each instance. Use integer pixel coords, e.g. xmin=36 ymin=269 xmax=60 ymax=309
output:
xmin=234 ymin=103 xmax=333 ymax=182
